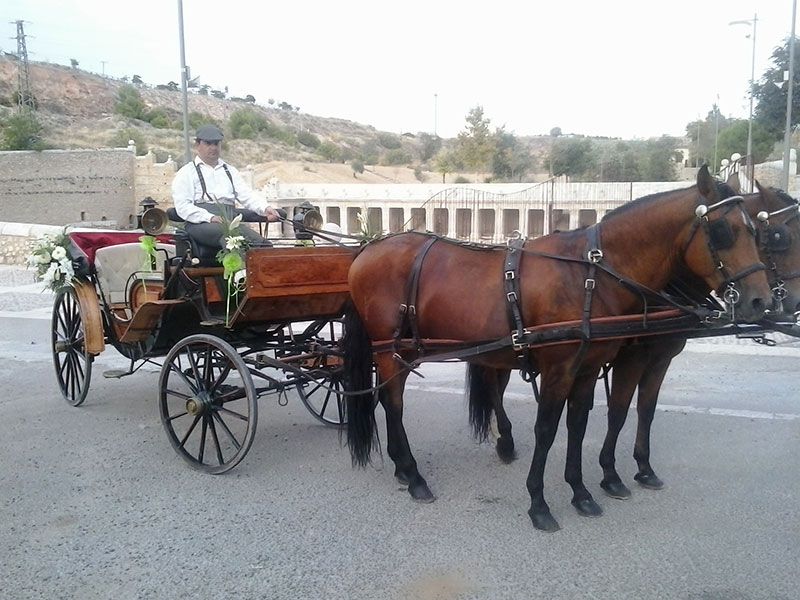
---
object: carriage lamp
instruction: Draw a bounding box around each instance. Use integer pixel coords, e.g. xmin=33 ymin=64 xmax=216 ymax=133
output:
xmin=137 ymin=197 xmax=159 ymax=229
xmin=292 ymin=201 xmax=323 ymax=241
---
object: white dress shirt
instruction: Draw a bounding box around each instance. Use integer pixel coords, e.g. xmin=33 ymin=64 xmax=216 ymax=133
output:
xmin=171 ymin=157 xmax=268 ymax=223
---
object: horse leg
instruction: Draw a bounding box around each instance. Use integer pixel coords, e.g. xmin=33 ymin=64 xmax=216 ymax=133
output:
xmin=526 ymin=381 xmax=568 ymax=532
xmin=492 ymin=368 xmax=516 ymax=463
xmin=466 ymin=365 xmax=516 ymax=462
xmin=599 ymin=347 xmax=647 ymax=500
xmin=632 ymin=344 xmax=682 ymax=490
xmin=376 ymin=355 xmax=435 ymax=503
xmin=564 ymin=371 xmax=603 ymax=518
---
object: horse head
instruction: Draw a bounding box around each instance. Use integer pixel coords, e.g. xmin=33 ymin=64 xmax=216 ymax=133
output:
xmin=753 ymin=181 xmax=800 ymax=316
xmin=681 ymin=166 xmax=770 ymax=322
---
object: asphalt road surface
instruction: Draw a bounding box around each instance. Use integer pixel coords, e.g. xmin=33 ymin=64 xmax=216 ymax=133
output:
xmin=1 ymin=310 xmax=798 ymax=600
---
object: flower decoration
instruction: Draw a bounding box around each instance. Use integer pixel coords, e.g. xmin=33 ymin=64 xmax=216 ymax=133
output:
xmin=27 ymin=230 xmax=76 ymax=293
xmin=215 ymin=214 xmax=249 ymax=326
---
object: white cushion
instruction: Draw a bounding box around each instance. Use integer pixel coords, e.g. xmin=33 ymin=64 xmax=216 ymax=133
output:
xmin=94 ymin=243 xmax=175 ymax=304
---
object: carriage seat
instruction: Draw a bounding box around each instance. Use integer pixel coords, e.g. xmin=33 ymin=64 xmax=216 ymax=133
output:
xmin=94 ymin=242 xmax=176 ymax=305
xmin=167 ymin=207 xmax=271 ymax=266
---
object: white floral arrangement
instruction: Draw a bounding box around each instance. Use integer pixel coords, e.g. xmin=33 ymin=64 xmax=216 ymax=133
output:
xmin=27 ymin=230 xmax=76 ymax=292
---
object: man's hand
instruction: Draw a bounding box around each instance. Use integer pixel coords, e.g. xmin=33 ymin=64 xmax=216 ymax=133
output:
xmin=265 ymin=207 xmax=282 ymax=222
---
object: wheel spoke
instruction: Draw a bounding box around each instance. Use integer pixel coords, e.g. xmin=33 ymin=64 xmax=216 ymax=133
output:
xmin=168 ymin=361 xmax=199 ymax=395
xmin=207 ymin=415 xmax=224 ymax=466
xmin=167 ymin=409 xmax=189 ymax=422
xmin=198 ymin=415 xmax=208 ymax=464
xmin=178 ymin=414 xmax=201 ymax=449
xmin=217 ymin=405 xmax=249 ymax=422
xmin=217 ymin=387 xmax=247 ymax=404
xmin=212 ymin=411 xmax=241 ymax=450
xmin=164 ymin=388 xmax=193 ymax=402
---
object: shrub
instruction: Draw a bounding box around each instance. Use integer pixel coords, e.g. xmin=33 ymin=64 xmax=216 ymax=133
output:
xmin=382 ymin=148 xmax=412 ymax=166
xmin=317 ymin=142 xmax=341 ymax=162
xmin=377 ymin=132 xmax=402 ymax=149
xmin=115 ymin=84 xmax=147 ymax=120
xmin=108 ymin=128 xmax=148 ymax=155
xmin=0 ymin=112 xmax=45 ymax=150
xmin=297 ymin=130 xmax=321 ymax=149
xmin=351 ymin=159 xmax=365 ymax=177
xmin=454 ymin=176 xmax=470 ymax=183
xmin=228 ymin=108 xmax=269 ymax=139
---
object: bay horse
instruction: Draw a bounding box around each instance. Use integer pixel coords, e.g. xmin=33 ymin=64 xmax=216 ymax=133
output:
xmin=344 ymin=166 xmax=771 ymax=532
xmin=466 ymin=179 xmax=800 ymax=502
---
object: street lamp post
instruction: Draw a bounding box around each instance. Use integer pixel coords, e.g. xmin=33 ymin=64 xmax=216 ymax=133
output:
xmin=177 ymin=0 xmax=191 ymax=165
xmin=782 ymin=0 xmax=797 ymax=192
xmin=730 ymin=14 xmax=758 ymax=193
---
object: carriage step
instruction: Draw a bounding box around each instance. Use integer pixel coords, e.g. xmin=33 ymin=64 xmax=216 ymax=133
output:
xmin=103 ymin=369 xmax=133 ymax=379
xmin=200 ymin=318 xmax=226 ymax=327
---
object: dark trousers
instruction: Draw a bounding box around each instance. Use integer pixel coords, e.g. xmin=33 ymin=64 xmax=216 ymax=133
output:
xmin=184 ymin=203 xmax=270 ymax=250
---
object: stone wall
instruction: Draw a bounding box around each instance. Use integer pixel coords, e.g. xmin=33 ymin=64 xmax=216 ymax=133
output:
xmin=0 ymin=148 xmax=136 ymax=227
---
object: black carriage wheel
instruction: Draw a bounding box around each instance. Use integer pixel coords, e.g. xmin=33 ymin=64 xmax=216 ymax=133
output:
xmin=159 ymin=334 xmax=257 ymax=474
xmin=296 ymin=367 xmax=348 ymax=427
xmin=51 ymin=287 xmax=93 ymax=406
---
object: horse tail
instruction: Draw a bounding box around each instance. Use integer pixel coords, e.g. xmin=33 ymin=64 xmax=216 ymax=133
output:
xmin=466 ymin=363 xmax=495 ymax=442
xmin=343 ymin=302 xmax=378 ymax=467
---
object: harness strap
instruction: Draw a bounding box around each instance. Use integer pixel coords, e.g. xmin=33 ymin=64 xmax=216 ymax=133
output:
xmin=572 ymin=223 xmax=602 ymax=374
xmin=503 ymin=237 xmax=535 ymax=380
xmin=194 ymin=162 xmax=238 ymax=204
xmin=392 ymin=236 xmax=439 ymax=353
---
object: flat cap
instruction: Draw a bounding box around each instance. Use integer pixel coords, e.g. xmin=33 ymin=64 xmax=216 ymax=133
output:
xmin=195 ymin=124 xmax=224 ymax=142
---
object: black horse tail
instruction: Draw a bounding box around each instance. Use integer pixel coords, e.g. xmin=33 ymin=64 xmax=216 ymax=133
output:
xmin=343 ymin=302 xmax=378 ymax=467
xmin=466 ymin=363 xmax=495 ymax=442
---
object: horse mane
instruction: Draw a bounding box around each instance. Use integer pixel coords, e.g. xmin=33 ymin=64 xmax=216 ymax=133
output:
xmin=601 ymin=180 xmax=736 ymax=222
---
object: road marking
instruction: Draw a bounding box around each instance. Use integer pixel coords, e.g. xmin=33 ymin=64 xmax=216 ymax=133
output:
xmin=405 ymin=384 xmax=800 ymax=421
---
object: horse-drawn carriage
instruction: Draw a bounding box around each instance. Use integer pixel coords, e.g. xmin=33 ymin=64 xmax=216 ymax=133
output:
xmin=46 ymin=168 xmax=800 ymax=531
xmin=50 ymin=209 xmax=359 ymax=474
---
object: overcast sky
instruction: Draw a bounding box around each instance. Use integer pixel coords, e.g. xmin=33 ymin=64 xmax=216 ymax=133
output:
xmin=1 ymin=1 xmax=796 ymax=140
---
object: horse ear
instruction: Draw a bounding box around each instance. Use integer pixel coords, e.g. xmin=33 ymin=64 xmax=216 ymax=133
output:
xmin=727 ymin=172 xmax=741 ymax=193
xmin=754 ymin=180 xmax=765 ymax=194
xmin=696 ymin=164 xmax=713 ymax=197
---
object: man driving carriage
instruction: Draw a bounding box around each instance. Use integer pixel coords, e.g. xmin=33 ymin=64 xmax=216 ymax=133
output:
xmin=171 ymin=124 xmax=281 ymax=250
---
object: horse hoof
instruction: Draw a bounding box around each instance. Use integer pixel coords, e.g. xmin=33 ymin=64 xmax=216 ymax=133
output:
xmin=528 ymin=509 xmax=561 ymax=532
xmin=496 ymin=439 xmax=517 ymax=464
xmin=572 ymin=498 xmax=603 ymax=517
xmin=600 ymin=479 xmax=632 ymax=500
xmin=634 ymin=473 xmax=664 ymax=490
xmin=409 ymin=482 xmax=436 ymax=503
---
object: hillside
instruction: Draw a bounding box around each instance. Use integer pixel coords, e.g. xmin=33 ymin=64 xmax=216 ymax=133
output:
xmin=0 ymin=53 xmax=554 ymax=183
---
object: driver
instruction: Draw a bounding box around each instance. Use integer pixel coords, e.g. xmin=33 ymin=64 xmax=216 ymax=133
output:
xmin=171 ymin=124 xmax=280 ymax=249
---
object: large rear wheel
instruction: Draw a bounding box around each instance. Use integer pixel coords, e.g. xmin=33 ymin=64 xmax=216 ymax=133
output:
xmin=52 ymin=287 xmax=93 ymax=406
xmin=159 ymin=334 xmax=257 ymax=474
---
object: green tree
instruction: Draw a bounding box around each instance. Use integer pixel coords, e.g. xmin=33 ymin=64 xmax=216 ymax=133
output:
xmin=108 ymin=128 xmax=147 ymax=155
xmin=549 ymin=137 xmax=595 ymax=179
xmin=115 ymin=84 xmax=147 ymax=120
xmin=70 ymin=58 xmax=79 ymax=69
xmin=297 ymin=130 xmax=321 ymax=148
xmin=351 ymin=158 xmax=364 ymax=177
xmin=491 ymin=127 xmax=533 ymax=181
xmin=418 ymin=132 xmax=442 ymax=162
xmin=686 ymin=105 xmax=733 ymax=169
xmin=637 ymin=136 xmax=679 ymax=181
xmin=456 ymin=105 xmax=495 ymax=176
xmin=0 ymin=112 xmax=44 ymax=150
xmin=753 ymin=36 xmax=800 ymax=137
xmin=716 ymin=120 xmax=775 ymax=165
xmin=434 ymin=149 xmax=461 ymax=183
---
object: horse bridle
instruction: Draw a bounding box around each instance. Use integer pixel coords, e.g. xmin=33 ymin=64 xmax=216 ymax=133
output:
xmin=688 ymin=195 xmax=766 ymax=307
xmin=755 ymin=197 xmax=800 ymax=303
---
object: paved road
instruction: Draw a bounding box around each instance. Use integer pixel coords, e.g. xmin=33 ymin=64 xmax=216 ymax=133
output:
xmin=1 ymin=270 xmax=798 ymax=600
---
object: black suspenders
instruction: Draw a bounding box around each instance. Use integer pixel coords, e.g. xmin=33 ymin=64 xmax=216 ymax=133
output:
xmin=194 ymin=162 xmax=238 ymax=203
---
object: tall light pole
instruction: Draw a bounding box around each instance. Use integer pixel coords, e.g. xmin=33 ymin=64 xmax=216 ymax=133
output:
xmin=782 ymin=0 xmax=797 ymax=191
xmin=434 ymin=93 xmax=438 ymax=137
xmin=730 ymin=14 xmax=758 ymax=192
xmin=177 ymin=0 xmax=191 ymax=164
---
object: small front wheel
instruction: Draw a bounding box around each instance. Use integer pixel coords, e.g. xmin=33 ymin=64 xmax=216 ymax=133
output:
xmin=52 ymin=287 xmax=93 ymax=406
xmin=159 ymin=334 xmax=257 ymax=474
